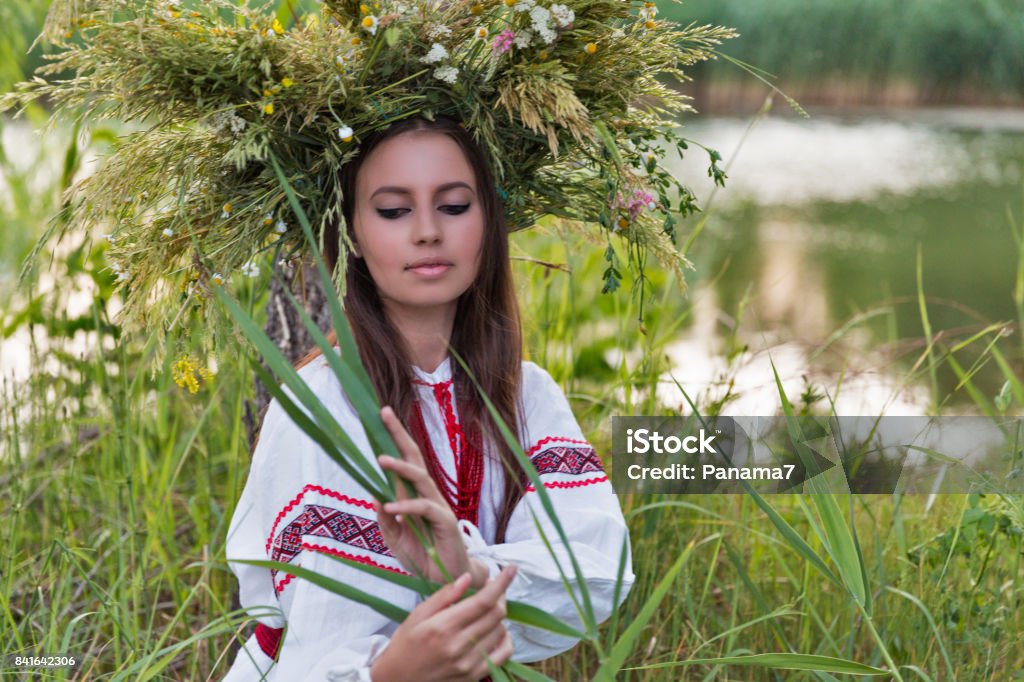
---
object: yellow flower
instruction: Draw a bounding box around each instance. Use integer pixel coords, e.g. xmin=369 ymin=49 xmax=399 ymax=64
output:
xmin=504 ymin=0 xmax=515 ymax=5
xmin=172 ymin=356 xmax=201 ymax=394
xmin=617 ymin=217 xmax=629 ymax=229
xmin=221 ymin=203 xmax=233 ymax=218
xmin=538 ymin=49 xmax=548 ymax=60
xmin=360 ymin=3 xmax=370 ymax=13
xmin=476 ymin=26 xmax=488 ymax=39
xmin=351 ymin=36 xmax=362 ymax=46
xmin=645 ymin=20 xmax=656 ymax=29
xmin=272 ymin=18 xmax=284 ymax=35
xmin=281 ymin=76 xmax=294 ymax=88
xmin=169 ymin=9 xmax=181 ymax=18
xmin=584 ymin=42 xmax=597 ymax=55
xmin=263 ymin=88 xmax=272 ymax=97
xmin=471 ymin=4 xmax=483 ymax=15
xmin=263 ymin=102 xmax=275 ymax=115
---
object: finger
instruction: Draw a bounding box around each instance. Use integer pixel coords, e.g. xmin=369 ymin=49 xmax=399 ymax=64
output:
xmin=438 ymin=565 xmax=517 ymax=629
xmin=407 ymin=573 xmax=472 ymax=623
xmin=378 ymin=454 xmax=446 ymax=504
xmin=374 ymin=500 xmax=403 ymax=541
xmin=382 ymin=498 xmax=454 ymax=526
xmin=380 ymin=406 xmax=429 ymax=470
xmin=470 ymin=629 xmax=514 ymax=680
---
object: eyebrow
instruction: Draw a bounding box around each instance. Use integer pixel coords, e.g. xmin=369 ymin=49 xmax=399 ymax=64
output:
xmin=369 ymin=181 xmax=475 ymax=199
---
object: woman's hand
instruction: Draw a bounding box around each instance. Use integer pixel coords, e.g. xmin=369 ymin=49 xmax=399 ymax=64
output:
xmin=369 ymin=566 xmax=517 ymax=682
xmin=373 ymin=406 xmax=488 ymax=588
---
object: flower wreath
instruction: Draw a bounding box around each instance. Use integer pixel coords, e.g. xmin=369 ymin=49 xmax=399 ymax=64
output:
xmin=3 ymin=0 xmax=735 ymax=362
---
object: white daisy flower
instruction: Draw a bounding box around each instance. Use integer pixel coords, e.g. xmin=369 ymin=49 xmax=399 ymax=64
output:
xmin=513 ymin=0 xmax=535 ymax=11
xmin=275 ymin=219 xmax=288 ymax=233
xmin=210 ymin=272 xmax=225 ymax=286
xmin=338 ymin=125 xmax=354 ymax=142
xmin=420 ymin=42 xmax=449 ymax=64
xmin=241 ymin=261 xmax=260 ymax=278
xmin=432 ymin=65 xmax=458 ymax=84
xmin=361 ymin=15 xmax=378 ymax=35
xmin=162 ymin=228 xmax=174 ymax=237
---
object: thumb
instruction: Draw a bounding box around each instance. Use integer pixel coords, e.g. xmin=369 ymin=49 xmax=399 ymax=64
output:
xmin=407 ymin=573 xmax=472 ymax=623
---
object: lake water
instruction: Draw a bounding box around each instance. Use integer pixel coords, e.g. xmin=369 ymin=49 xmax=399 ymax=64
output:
xmin=659 ymin=108 xmax=1024 ymax=415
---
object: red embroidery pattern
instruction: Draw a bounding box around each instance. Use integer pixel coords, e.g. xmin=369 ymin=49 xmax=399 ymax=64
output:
xmin=274 ymin=543 xmax=409 ymax=593
xmin=265 ymin=484 xmax=374 ymax=554
xmin=531 ymin=446 xmax=603 ymax=476
xmin=526 ymin=476 xmax=609 ymax=492
xmin=524 ymin=438 xmax=608 ymax=494
xmin=270 ymin=504 xmax=394 ymax=594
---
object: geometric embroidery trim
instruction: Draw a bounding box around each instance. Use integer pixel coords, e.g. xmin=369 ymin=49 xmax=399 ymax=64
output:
xmin=531 ymin=445 xmax=604 ymax=476
xmin=269 ymin=503 xmax=393 ymax=593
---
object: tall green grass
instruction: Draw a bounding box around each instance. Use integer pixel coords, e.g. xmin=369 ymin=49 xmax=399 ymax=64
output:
xmin=668 ymin=0 xmax=1024 ymax=104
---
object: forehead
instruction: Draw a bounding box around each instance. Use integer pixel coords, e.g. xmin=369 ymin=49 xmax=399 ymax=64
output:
xmin=356 ymin=130 xmax=476 ymax=194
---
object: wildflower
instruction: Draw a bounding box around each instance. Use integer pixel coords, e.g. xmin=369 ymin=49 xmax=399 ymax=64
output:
xmin=529 ymin=6 xmax=556 ymax=44
xmin=475 ymin=26 xmax=489 ymax=40
xmin=162 ymin=227 xmax=174 ymax=237
xmin=616 ymin=217 xmax=629 ymax=230
xmin=351 ymin=36 xmax=361 ymax=45
xmin=492 ymin=29 xmax=515 ymax=54
xmin=426 ymin=24 xmax=451 ymax=39
xmin=583 ymin=42 xmax=597 ymax=55
xmin=513 ymin=29 xmax=533 ymax=48
xmin=210 ymin=272 xmax=225 ymax=286
xmin=338 ymin=125 xmax=354 ymax=142
xmin=360 ymin=3 xmax=370 ymax=13
xmin=110 ymin=263 xmax=129 ymax=281
xmin=433 ymin=65 xmax=459 ymax=84
xmin=420 ymin=42 xmax=449 ymax=64
xmin=281 ymin=77 xmax=294 ymax=88
xmin=470 ymin=4 xmax=483 ymax=15
xmin=263 ymin=212 xmax=274 ymax=226
xmin=513 ymin=0 xmax=535 ymax=11
xmin=221 ymin=203 xmax=233 ymax=218
xmin=550 ymin=3 xmax=574 ymax=28
xmin=645 ymin=20 xmax=655 ymax=29
xmin=272 ymin=18 xmax=284 ymax=35
xmin=241 ymin=261 xmax=260 ymax=278
xmin=504 ymin=0 xmax=516 ymax=6
xmin=361 ymin=15 xmax=378 ymax=35
xmin=538 ymin=49 xmax=548 ymax=60
xmin=263 ymin=102 xmax=275 ymax=115
xmin=172 ymin=355 xmax=211 ymax=394
xmin=105 ymin=233 xmax=116 ymax=245
xmin=275 ymin=219 xmax=288 ymax=233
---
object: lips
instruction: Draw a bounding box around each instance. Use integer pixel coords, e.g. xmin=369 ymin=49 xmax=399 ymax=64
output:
xmin=405 ymin=258 xmax=454 ymax=270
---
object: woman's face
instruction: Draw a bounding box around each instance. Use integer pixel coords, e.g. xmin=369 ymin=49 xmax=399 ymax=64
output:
xmin=351 ymin=130 xmax=485 ymax=319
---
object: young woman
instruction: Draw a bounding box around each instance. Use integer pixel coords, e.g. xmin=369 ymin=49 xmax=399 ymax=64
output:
xmin=224 ymin=115 xmax=633 ymax=681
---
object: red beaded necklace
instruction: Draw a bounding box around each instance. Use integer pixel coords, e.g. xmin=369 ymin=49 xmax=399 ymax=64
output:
xmin=408 ymin=377 xmax=485 ymax=526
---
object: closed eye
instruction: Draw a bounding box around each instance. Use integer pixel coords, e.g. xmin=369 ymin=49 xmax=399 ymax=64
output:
xmin=377 ymin=205 xmax=470 ymax=219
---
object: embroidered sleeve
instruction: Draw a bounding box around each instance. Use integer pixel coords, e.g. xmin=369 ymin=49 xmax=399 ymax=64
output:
xmin=223 ymin=361 xmax=415 ymax=681
xmin=463 ymin=362 xmax=635 ymax=663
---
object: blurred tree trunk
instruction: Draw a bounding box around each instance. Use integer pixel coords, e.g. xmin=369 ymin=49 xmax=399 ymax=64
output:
xmin=243 ymin=258 xmax=333 ymax=448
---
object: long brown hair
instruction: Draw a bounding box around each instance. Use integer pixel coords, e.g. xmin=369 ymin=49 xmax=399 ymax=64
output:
xmin=297 ymin=116 xmax=525 ymax=543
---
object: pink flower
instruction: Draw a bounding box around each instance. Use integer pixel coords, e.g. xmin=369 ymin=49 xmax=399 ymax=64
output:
xmin=492 ymin=29 xmax=516 ymax=54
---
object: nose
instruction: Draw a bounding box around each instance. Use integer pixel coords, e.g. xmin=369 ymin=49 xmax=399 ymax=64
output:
xmin=411 ymin=208 xmax=442 ymax=245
